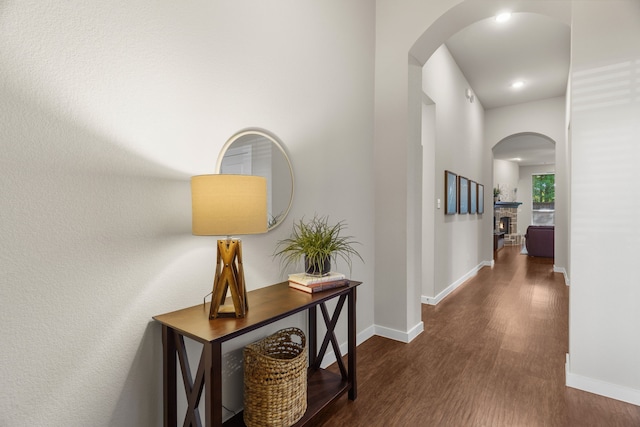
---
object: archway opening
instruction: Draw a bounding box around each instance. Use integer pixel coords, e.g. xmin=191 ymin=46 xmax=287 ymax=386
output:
xmin=409 ymin=3 xmax=569 ymax=305
xmin=492 ymin=132 xmax=556 ymax=245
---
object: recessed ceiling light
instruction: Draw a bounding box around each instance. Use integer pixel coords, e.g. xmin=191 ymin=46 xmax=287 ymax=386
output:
xmin=512 ymin=158 xmax=522 ymax=162
xmin=495 ymin=12 xmax=512 ymax=23
xmin=511 ymin=80 xmax=525 ymax=89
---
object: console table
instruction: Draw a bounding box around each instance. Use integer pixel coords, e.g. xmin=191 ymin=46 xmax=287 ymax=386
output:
xmin=153 ymin=280 xmax=361 ymax=427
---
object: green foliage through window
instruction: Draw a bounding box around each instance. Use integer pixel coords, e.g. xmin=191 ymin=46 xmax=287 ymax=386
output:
xmin=532 ymin=174 xmax=555 ymax=206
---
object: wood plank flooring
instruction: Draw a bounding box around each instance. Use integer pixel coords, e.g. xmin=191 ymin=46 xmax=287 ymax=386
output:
xmin=310 ymin=246 xmax=640 ymax=426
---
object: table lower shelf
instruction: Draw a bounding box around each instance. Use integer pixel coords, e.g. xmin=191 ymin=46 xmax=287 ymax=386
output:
xmin=223 ymin=368 xmax=349 ymax=426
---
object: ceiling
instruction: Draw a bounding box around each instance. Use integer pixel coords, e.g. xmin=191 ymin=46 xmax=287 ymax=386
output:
xmin=445 ymin=11 xmax=570 ymax=166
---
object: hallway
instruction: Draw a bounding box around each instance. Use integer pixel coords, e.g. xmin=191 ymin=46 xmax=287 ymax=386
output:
xmin=312 ymin=246 xmax=640 ymax=426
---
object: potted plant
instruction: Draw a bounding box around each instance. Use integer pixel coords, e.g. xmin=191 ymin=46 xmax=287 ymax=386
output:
xmin=274 ymin=215 xmax=363 ymax=276
xmin=493 ymin=186 xmax=502 ymax=202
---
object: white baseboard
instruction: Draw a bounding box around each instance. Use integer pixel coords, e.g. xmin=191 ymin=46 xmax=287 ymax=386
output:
xmin=374 ymin=321 xmax=424 ymax=344
xmin=554 ymin=265 xmax=570 ymax=286
xmin=565 ymin=353 xmax=640 ymax=406
xmin=421 ymin=261 xmax=491 ymax=306
xmin=406 ymin=321 xmax=425 ymax=342
xmin=359 ymin=324 xmax=376 ymax=343
xmin=320 ymin=321 xmax=426 ymax=368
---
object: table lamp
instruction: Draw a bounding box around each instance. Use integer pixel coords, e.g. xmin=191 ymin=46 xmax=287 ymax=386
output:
xmin=191 ymin=174 xmax=267 ymax=319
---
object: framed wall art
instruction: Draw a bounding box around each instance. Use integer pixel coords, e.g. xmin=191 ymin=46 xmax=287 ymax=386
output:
xmin=477 ymin=183 xmax=484 ymax=214
xmin=445 ymin=170 xmax=457 ymax=215
xmin=470 ymin=181 xmax=477 ymax=214
xmin=458 ymin=176 xmax=469 ymax=214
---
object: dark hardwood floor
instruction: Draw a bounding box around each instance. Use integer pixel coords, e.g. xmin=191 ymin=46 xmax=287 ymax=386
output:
xmin=311 ymin=245 xmax=640 ymax=426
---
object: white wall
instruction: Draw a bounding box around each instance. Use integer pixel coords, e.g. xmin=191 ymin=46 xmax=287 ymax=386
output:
xmin=373 ymin=0 xmax=462 ymax=341
xmin=422 ymin=45 xmax=489 ymax=301
xmin=421 ymin=101 xmax=437 ymax=305
xmin=0 ymin=1 xmax=376 ymax=425
xmin=567 ymin=0 xmax=640 ymax=405
xmin=493 ymin=159 xmax=520 ymax=202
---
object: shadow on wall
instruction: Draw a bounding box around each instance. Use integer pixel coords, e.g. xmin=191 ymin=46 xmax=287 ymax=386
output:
xmin=0 ymin=86 xmax=214 ymax=425
xmin=109 ymin=322 xmax=164 ymax=426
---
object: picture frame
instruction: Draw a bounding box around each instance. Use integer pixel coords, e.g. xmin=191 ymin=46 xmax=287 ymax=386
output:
xmin=445 ymin=170 xmax=457 ymax=215
xmin=458 ymin=176 xmax=469 ymax=214
xmin=470 ymin=181 xmax=477 ymax=214
xmin=477 ymin=184 xmax=484 ymax=214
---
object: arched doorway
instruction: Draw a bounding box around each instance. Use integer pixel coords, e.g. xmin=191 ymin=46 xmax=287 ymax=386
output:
xmin=413 ymin=9 xmax=569 ymax=306
xmin=492 ymin=132 xmax=557 ymax=248
xmin=373 ymin=1 xmax=571 ymax=340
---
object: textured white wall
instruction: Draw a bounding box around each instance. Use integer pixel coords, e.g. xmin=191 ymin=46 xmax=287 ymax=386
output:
xmin=493 ymin=159 xmax=520 ymax=201
xmin=421 ymin=102 xmax=437 ymax=300
xmin=568 ymin=0 xmax=640 ymax=404
xmin=373 ymin=0 xmax=462 ymax=337
xmin=0 ymin=1 xmax=375 ymax=425
xmin=423 ymin=45 xmax=488 ymax=299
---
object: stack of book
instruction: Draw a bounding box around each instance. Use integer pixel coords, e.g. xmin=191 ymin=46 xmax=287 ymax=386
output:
xmin=288 ymin=272 xmax=349 ymax=293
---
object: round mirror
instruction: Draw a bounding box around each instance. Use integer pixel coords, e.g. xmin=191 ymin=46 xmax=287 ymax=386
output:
xmin=216 ymin=129 xmax=294 ymax=231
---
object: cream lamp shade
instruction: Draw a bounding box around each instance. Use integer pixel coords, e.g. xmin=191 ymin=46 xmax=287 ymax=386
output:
xmin=191 ymin=174 xmax=268 ymax=236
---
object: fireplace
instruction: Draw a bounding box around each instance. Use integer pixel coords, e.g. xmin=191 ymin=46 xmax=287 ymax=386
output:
xmin=499 ymin=216 xmax=511 ymax=234
xmin=494 ymin=202 xmax=523 ymax=246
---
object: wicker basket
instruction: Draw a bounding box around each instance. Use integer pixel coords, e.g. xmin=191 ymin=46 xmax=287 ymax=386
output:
xmin=243 ymin=327 xmax=307 ymax=427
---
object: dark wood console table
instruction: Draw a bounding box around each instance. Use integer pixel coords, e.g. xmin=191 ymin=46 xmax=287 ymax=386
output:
xmin=153 ymin=280 xmax=361 ymax=427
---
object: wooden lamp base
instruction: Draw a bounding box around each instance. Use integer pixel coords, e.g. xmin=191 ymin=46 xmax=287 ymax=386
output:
xmin=209 ymin=239 xmax=248 ymax=319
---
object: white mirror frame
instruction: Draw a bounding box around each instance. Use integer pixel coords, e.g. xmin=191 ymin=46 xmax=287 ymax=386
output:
xmin=216 ymin=129 xmax=294 ymax=231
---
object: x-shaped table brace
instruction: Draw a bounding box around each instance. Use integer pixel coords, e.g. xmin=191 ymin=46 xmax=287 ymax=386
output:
xmin=163 ymin=328 xmax=220 ymax=427
xmin=177 ymin=333 xmax=205 ymax=427
xmin=309 ymin=294 xmax=348 ymax=378
xmin=307 ymin=291 xmax=356 ymax=402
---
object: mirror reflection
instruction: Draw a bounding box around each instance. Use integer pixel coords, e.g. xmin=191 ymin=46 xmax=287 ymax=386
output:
xmin=216 ymin=129 xmax=294 ymax=231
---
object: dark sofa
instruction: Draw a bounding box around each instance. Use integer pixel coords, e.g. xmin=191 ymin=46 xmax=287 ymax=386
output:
xmin=525 ymin=225 xmax=554 ymax=258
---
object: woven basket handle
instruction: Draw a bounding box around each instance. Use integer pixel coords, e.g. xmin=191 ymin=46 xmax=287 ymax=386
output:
xmin=288 ymin=328 xmax=306 ymax=348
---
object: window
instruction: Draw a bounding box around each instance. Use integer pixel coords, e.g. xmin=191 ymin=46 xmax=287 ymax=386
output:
xmin=532 ymin=173 xmax=554 ymax=225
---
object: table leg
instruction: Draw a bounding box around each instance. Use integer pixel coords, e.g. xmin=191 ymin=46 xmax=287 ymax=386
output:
xmin=348 ymin=287 xmax=357 ymax=400
xmin=308 ymin=305 xmax=317 ymax=368
xmin=205 ymin=341 xmax=223 ymax=427
xmin=162 ymin=326 xmax=177 ymax=426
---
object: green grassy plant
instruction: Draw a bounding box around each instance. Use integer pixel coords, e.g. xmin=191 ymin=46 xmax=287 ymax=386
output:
xmin=274 ymin=215 xmax=363 ymax=275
